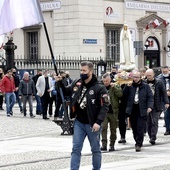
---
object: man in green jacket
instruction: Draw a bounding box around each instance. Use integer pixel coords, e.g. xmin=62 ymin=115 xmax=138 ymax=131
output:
xmin=101 ymin=72 xmax=123 ymax=151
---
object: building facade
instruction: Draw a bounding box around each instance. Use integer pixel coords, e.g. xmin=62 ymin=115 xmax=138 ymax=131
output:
xmin=1 ymin=0 xmax=170 ymax=69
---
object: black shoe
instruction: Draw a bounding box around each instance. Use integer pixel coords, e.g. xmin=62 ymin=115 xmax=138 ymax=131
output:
xmin=30 ymin=115 xmax=35 ymax=118
xmin=0 ymin=107 xmax=4 ymax=110
xmin=135 ymin=146 xmax=141 ymax=152
xmin=36 ymin=111 xmax=42 ymax=115
xmin=149 ymin=139 xmax=155 ymax=145
xmin=109 ymin=146 xmax=115 ymax=152
xmin=100 ymin=146 xmax=107 ymax=151
xmin=43 ymin=117 xmax=49 ymax=120
xmin=164 ymin=131 xmax=170 ymax=135
xmin=118 ymin=138 xmax=126 ymax=144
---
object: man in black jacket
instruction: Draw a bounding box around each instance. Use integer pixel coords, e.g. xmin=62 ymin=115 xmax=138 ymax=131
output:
xmin=12 ymin=68 xmax=23 ymax=113
xmin=56 ymin=61 xmax=109 ymax=170
xmin=32 ymin=69 xmax=42 ymax=115
xmin=126 ymin=71 xmax=154 ymax=152
xmin=145 ymin=69 xmax=169 ymax=144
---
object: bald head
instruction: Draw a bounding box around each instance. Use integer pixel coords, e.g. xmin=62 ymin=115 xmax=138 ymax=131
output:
xmin=145 ymin=69 xmax=155 ymax=81
xmin=23 ymin=72 xmax=29 ymax=80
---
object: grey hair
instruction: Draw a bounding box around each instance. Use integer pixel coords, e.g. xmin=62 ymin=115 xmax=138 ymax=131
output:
xmin=102 ymin=72 xmax=111 ymax=79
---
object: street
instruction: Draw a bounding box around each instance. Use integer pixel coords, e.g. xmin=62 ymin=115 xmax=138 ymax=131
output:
xmin=0 ymin=103 xmax=170 ymax=170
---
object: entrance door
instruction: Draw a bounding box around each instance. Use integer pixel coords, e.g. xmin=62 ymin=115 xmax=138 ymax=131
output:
xmin=144 ymin=50 xmax=160 ymax=68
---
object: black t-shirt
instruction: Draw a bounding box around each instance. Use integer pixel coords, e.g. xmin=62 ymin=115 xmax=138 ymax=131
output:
xmin=76 ymin=74 xmax=98 ymax=124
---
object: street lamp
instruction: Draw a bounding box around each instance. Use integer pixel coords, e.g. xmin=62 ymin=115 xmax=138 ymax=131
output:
xmin=164 ymin=40 xmax=170 ymax=52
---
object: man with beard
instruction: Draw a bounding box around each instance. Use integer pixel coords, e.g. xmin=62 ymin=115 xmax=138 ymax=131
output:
xmin=145 ymin=69 xmax=169 ymax=144
xmin=126 ymin=71 xmax=154 ymax=152
xmin=159 ymin=66 xmax=170 ymax=135
xmin=55 ymin=61 xmax=109 ymax=170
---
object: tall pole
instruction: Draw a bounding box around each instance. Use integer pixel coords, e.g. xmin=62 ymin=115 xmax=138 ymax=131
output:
xmin=43 ymin=22 xmax=72 ymax=135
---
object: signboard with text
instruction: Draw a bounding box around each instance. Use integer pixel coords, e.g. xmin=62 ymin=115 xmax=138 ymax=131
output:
xmin=83 ymin=39 xmax=97 ymax=44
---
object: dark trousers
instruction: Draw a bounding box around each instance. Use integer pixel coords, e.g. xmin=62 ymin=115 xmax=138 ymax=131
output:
xmin=54 ymin=95 xmax=62 ymax=118
xmin=147 ymin=108 xmax=160 ymax=141
xmin=0 ymin=95 xmax=3 ymax=108
xmin=14 ymin=91 xmax=23 ymax=111
xmin=165 ymin=107 xmax=170 ymax=132
xmin=118 ymin=111 xmax=127 ymax=139
xmin=130 ymin=104 xmax=146 ymax=147
xmin=49 ymin=95 xmax=57 ymax=116
xmin=40 ymin=93 xmax=51 ymax=118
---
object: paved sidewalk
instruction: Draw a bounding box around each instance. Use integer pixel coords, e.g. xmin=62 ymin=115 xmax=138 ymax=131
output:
xmin=0 ymin=103 xmax=170 ymax=169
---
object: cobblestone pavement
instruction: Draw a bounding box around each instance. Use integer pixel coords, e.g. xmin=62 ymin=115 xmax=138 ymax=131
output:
xmin=0 ymin=103 xmax=170 ymax=169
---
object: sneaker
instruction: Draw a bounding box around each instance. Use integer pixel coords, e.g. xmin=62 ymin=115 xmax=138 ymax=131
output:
xmin=164 ymin=131 xmax=170 ymax=135
xmin=135 ymin=146 xmax=141 ymax=152
xmin=109 ymin=146 xmax=115 ymax=152
xmin=20 ymin=109 xmax=23 ymax=113
xmin=10 ymin=111 xmax=13 ymax=116
xmin=149 ymin=139 xmax=155 ymax=145
xmin=30 ymin=115 xmax=35 ymax=118
xmin=118 ymin=138 xmax=126 ymax=144
xmin=100 ymin=146 xmax=107 ymax=151
xmin=7 ymin=113 xmax=11 ymax=117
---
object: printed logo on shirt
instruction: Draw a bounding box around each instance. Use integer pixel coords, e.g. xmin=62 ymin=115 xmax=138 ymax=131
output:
xmin=89 ymin=90 xmax=94 ymax=95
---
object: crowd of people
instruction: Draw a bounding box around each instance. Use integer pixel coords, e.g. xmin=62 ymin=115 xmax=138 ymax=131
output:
xmin=0 ymin=63 xmax=170 ymax=170
xmin=0 ymin=68 xmax=73 ymax=119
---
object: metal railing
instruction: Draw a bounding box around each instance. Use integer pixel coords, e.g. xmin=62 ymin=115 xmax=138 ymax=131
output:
xmin=14 ymin=56 xmax=115 ymax=78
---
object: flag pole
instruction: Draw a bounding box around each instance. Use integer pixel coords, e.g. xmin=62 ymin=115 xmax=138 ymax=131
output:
xmin=43 ymin=22 xmax=73 ymax=135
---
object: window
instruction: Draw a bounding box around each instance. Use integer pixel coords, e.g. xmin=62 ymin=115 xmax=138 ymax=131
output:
xmin=26 ymin=31 xmax=39 ymax=60
xmin=106 ymin=29 xmax=120 ymax=63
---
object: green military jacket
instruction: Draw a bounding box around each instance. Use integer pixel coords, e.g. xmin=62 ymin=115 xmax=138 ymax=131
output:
xmin=109 ymin=84 xmax=123 ymax=113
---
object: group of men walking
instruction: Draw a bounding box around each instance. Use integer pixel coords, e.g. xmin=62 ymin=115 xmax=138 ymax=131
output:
xmin=100 ymin=66 xmax=170 ymax=153
xmin=1 ymin=63 xmax=170 ymax=170
xmin=0 ymin=68 xmax=72 ymax=120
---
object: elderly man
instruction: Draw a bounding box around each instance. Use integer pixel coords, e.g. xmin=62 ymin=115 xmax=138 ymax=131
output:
xmin=101 ymin=72 xmax=122 ymax=151
xmin=126 ymin=71 xmax=154 ymax=152
xmin=18 ymin=72 xmax=36 ymax=118
xmin=145 ymin=69 xmax=169 ymax=144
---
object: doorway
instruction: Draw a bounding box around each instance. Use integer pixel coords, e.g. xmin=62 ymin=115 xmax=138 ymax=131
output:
xmin=144 ymin=36 xmax=160 ymax=68
xmin=144 ymin=50 xmax=160 ymax=68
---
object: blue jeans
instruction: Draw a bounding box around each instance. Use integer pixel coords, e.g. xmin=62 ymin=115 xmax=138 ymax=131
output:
xmin=165 ymin=107 xmax=170 ymax=131
xmin=5 ymin=92 xmax=16 ymax=114
xmin=35 ymin=94 xmax=42 ymax=112
xmin=71 ymin=120 xmax=101 ymax=170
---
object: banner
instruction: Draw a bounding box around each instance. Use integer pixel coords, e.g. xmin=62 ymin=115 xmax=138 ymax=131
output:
xmin=0 ymin=0 xmax=44 ymax=35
